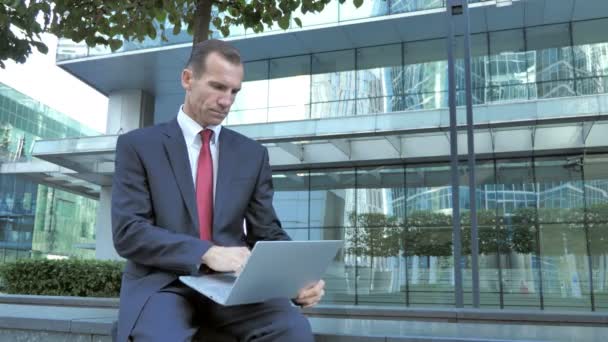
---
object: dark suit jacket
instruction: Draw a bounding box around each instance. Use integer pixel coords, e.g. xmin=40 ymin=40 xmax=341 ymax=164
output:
xmin=111 ymin=118 xmax=290 ymax=342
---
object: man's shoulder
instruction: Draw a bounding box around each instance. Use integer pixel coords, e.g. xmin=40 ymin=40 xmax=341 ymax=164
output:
xmin=222 ymin=127 xmax=265 ymax=152
xmin=117 ymin=121 xmax=170 ymax=145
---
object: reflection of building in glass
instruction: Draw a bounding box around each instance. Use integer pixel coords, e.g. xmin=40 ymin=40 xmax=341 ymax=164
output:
xmin=0 ymin=83 xmax=99 ymax=262
xmin=40 ymin=2 xmax=608 ymax=311
xmin=397 ymin=180 xmax=608 ymax=214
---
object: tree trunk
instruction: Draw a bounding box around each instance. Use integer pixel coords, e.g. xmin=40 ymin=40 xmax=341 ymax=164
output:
xmin=193 ymin=0 xmax=213 ymax=44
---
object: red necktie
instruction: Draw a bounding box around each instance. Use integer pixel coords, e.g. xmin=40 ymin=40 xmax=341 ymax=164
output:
xmin=196 ymin=129 xmax=213 ymax=240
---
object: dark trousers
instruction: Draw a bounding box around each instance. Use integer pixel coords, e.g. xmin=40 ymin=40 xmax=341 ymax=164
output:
xmin=130 ymin=281 xmax=313 ymax=342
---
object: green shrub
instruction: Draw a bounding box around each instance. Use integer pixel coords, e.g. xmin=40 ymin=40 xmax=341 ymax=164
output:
xmin=0 ymin=259 xmax=124 ymax=297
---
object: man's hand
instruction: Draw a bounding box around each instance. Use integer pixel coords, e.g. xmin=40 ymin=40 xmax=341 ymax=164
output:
xmin=201 ymin=246 xmax=250 ymax=274
xmin=294 ymin=279 xmax=325 ymax=308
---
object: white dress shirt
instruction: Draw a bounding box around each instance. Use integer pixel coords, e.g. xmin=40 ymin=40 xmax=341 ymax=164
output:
xmin=177 ymin=107 xmax=221 ymax=204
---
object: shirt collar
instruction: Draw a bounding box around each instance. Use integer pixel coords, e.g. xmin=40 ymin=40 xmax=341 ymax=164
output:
xmin=177 ymin=106 xmax=222 ymax=146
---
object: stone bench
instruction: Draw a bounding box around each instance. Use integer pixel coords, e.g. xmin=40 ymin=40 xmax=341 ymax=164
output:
xmin=2 ymin=295 xmax=608 ymax=342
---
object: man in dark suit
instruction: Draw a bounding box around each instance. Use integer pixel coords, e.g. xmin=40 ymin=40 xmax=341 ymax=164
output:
xmin=111 ymin=39 xmax=325 ymax=342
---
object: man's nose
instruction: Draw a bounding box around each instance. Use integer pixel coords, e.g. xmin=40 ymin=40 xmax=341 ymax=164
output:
xmin=218 ymin=94 xmax=232 ymax=108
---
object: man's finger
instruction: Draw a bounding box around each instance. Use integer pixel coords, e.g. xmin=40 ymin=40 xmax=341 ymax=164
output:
xmin=298 ymin=280 xmax=325 ymax=298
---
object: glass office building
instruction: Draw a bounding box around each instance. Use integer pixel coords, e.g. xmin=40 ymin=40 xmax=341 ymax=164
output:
xmin=40 ymin=0 xmax=608 ymax=312
xmin=0 ymin=83 xmax=99 ymax=262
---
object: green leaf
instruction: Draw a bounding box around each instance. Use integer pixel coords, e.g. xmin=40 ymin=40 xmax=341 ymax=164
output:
xmin=220 ymin=25 xmax=230 ymax=37
xmin=278 ymin=15 xmax=290 ymax=30
xmin=155 ymin=10 xmax=167 ymax=23
xmin=109 ymin=39 xmax=123 ymax=51
xmin=353 ymin=0 xmax=364 ymax=8
xmin=172 ymin=21 xmax=181 ymax=35
xmin=147 ymin=23 xmax=157 ymax=39
xmin=212 ymin=17 xmax=222 ymax=29
xmin=294 ymin=17 xmax=302 ymax=28
xmin=31 ymin=41 xmax=48 ymax=54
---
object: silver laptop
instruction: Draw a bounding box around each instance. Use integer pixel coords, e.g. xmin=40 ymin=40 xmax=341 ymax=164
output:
xmin=179 ymin=240 xmax=342 ymax=306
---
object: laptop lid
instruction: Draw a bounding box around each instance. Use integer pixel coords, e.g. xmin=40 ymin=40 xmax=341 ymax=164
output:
xmin=224 ymin=240 xmax=342 ymax=305
xmin=180 ymin=240 xmax=342 ymax=306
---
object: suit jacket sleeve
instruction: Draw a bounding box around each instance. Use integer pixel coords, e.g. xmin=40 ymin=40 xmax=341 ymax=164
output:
xmin=244 ymin=147 xmax=291 ymax=245
xmin=112 ymin=134 xmax=210 ymax=275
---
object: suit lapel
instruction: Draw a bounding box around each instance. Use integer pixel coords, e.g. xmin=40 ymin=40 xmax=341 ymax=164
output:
xmin=214 ymin=128 xmax=239 ymax=228
xmin=162 ymin=119 xmax=198 ymax=231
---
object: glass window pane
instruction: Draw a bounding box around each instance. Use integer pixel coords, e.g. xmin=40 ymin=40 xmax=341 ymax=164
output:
xmin=526 ymin=24 xmax=575 ymax=98
xmin=572 ymin=18 xmax=608 ymax=95
xmin=268 ymin=104 xmax=310 ymax=122
xmin=226 ymin=109 xmax=267 ymax=125
xmin=309 ymin=228 xmax=353 ymax=305
xmin=495 ymin=158 xmax=541 ymax=309
xmin=453 ymin=33 xmax=489 ymax=104
xmin=310 ymin=169 xmax=356 ymax=228
xmin=405 ymin=164 xmax=455 ymax=307
xmin=269 ymin=55 xmax=311 ymax=108
xmin=339 ymin=0 xmax=388 ymax=21
xmin=582 ymin=154 xmax=608 ymax=311
xmin=232 ymin=61 xmax=268 ymax=111
xmin=349 ymin=167 xmax=405 ymax=305
xmin=310 ymin=100 xmax=355 ymax=119
xmin=311 ymin=50 xmax=356 ymax=103
xmin=404 ymin=92 xmax=447 ymax=110
xmin=535 ymin=157 xmax=591 ymax=311
xmin=404 ymin=39 xmax=448 ymax=94
xmin=356 ymin=96 xmax=406 ymax=115
xmin=273 ymin=171 xmax=309 ymax=229
xmin=391 ymin=0 xmax=444 ymax=14
xmin=489 ymin=29 xmax=531 ymax=102
xmin=357 ymin=44 xmax=403 ymax=99
xmin=458 ymin=162 xmax=502 ymax=308
xmin=356 ymin=166 xmax=405 ymax=220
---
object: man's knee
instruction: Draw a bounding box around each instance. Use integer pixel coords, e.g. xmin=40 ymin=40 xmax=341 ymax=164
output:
xmin=130 ymin=291 xmax=198 ymax=342
xmin=280 ymin=309 xmax=314 ymax=342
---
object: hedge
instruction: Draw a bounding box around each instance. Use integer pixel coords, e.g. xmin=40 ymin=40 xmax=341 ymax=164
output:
xmin=0 ymin=259 xmax=124 ymax=297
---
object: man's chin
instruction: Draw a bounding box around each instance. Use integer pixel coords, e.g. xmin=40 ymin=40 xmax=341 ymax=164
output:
xmin=211 ymin=116 xmax=226 ymax=125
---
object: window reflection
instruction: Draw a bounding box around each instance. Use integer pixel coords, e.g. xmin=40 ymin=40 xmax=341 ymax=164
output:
xmin=572 ymin=18 xmax=608 ymax=96
xmin=272 ymin=171 xmax=309 ymax=229
xmin=489 ymin=29 xmax=531 ymax=103
xmin=527 ymin=24 xmax=575 ymax=99
xmin=272 ymin=154 xmax=608 ymax=310
xmin=311 ymin=50 xmax=356 ymax=118
xmin=584 ymin=155 xmax=608 ymax=311
xmin=268 ymin=56 xmax=311 ymax=121
xmin=357 ymin=44 xmax=404 ymax=114
xmin=226 ymin=20 xmax=608 ymax=124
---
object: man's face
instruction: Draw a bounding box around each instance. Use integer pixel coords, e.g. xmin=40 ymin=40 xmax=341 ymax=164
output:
xmin=181 ymin=52 xmax=244 ymax=127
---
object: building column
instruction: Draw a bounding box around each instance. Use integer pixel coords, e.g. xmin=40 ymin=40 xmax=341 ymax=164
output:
xmin=95 ymin=186 xmax=117 ymax=260
xmin=95 ymin=89 xmax=154 ymax=260
xmin=105 ymin=89 xmax=155 ymax=134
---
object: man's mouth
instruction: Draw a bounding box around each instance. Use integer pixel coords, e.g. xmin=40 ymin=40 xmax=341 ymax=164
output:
xmin=211 ymin=110 xmax=226 ymax=116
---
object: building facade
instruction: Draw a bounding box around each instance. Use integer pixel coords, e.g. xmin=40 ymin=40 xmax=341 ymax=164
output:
xmin=16 ymin=0 xmax=608 ymax=312
xmin=0 ymin=83 xmax=99 ymax=261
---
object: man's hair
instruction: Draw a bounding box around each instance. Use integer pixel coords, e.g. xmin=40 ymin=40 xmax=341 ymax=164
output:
xmin=186 ymin=39 xmax=242 ymax=78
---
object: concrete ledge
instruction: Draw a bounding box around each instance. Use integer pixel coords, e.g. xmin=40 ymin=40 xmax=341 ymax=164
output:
xmin=4 ymin=295 xmax=608 ymax=326
xmin=456 ymin=308 xmax=608 ymax=326
xmin=3 ymin=296 xmax=608 ymax=341
xmin=303 ymin=304 xmax=608 ymax=327
xmin=0 ymin=294 xmax=119 ymax=308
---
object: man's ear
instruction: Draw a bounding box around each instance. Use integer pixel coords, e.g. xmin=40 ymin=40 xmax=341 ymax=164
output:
xmin=181 ymin=69 xmax=193 ymax=91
